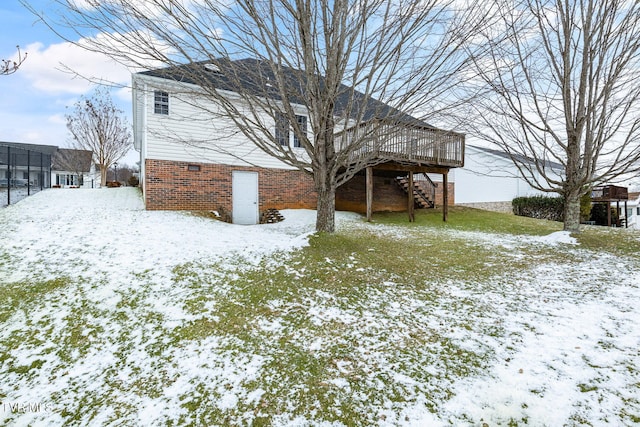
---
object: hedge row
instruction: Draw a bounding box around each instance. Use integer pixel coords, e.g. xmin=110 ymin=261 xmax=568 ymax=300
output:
xmin=512 ymin=196 xmax=564 ymax=221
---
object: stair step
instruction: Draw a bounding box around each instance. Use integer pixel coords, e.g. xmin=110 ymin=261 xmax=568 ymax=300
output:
xmin=395 ymin=176 xmax=435 ymax=209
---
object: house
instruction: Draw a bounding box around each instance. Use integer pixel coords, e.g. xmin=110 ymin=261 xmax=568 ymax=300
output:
xmin=51 ymin=148 xmax=98 ymax=188
xmin=132 ymin=59 xmax=465 ymax=224
xmin=446 ymin=144 xmax=563 ymax=213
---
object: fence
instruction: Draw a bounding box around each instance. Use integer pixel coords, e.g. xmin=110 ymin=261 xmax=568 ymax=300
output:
xmin=0 ymin=143 xmax=54 ymax=207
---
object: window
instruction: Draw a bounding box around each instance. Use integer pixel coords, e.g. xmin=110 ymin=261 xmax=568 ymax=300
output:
xmin=187 ymin=164 xmax=201 ymax=171
xmin=154 ymin=91 xmax=169 ymax=115
xmin=293 ymin=115 xmax=307 ymax=148
xmin=275 ymin=113 xmax=307 ymax=147
xmin=275 ymin=112 xmax=289 ymax=146
xmin=56 ymin=174 xmax=78 ymax=186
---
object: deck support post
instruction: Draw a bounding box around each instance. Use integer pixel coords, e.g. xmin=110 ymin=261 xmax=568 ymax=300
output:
xmin=366 ymin=167 xmax=373 ymax=222
xmin=442 ymin=171 xmax=449 ymax=222
xmin=408 ymin=171 xmax=415 ymax=222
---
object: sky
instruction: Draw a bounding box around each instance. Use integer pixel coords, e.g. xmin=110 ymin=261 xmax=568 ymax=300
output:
xmin=0 ymin=0 xmax=140 ymax=166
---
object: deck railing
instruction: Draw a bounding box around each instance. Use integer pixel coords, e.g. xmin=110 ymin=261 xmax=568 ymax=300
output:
xmin=335 ymin=121 xmax=465 ymax=168
xmin=591 ymin=185 xmax=628 ymax=201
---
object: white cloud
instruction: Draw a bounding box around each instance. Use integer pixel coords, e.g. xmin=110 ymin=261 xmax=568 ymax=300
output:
xmin=48 ymin=114 xmax=67 ymax=125
xmin=0 ymin=111 xmax=68 ymax=145
xmin=20 ymin=40 xmax=130 ymax=95
xmin=19 ymin=29 xmax=171 ymax=96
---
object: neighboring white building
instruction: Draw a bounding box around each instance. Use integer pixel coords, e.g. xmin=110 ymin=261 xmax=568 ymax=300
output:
xmin=51 ymin=148 xmax=98 ymax=189
xmin=442 ymin=144 xmax=563 ymax=211
xmin=625 ymin=193 xmax=640 ymax=228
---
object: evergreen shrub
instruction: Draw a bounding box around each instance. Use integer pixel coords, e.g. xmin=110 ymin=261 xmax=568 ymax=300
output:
xmin=512 ymin=195 xmax=564 ymax=221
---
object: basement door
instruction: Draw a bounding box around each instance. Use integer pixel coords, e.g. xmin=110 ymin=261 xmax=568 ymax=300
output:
xmin=232 ymin=171 xmax=259 ymax=225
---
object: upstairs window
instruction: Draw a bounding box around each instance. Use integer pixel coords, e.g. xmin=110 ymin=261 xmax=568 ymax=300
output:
xmin=293 ymin=115 xmax=307 ymax=148
xmin=275 ymin=113 xmax=307 ymax=148
xmin=275 ymin=112 xmax=289 ymax=146
xmin=154 ymin=91 xmax=169 ymax=115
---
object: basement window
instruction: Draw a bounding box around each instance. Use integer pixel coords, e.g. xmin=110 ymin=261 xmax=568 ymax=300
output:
xmin=187 ymin=164 xmax=201 ymax=171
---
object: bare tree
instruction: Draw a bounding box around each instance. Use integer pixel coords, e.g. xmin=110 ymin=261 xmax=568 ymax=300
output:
xmin=31 ymin=0 xmax=481 ymax=232
xmin=66 ymin=88 xmax=132 ymax=186
xmin=463 ymin=0 xmax=640 ymax=232
xmin=1 ymin=45 xmax=27 ymax=75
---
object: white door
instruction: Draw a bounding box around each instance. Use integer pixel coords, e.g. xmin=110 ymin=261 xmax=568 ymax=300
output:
xmin=232 ymin=171 xmax=259 ymax=225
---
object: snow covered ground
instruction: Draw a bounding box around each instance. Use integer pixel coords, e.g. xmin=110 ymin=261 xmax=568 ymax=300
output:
xmin=0 ymin=187 xmax=45 ymax=208
xmin=0 ymin=188 xmax=639 ymax=426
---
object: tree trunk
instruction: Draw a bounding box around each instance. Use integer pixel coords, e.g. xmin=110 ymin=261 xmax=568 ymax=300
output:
xmin=315 ymin=182 xmax=336 ymax=233
xmin=100 ymin=164 xmax=108 ymax=187
xmin=563 ymin=192 xmax=582 ymax=232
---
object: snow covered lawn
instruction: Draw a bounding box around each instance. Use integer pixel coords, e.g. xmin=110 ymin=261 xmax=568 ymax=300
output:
xmin=0 ymin=188 xmax=639 ymax=426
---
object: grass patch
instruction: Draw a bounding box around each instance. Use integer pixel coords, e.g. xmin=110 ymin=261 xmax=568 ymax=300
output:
xmin=0 ymin=277 xmax=71 ymax=323
xmin=372 ymin=206 xmax=562 ymax=235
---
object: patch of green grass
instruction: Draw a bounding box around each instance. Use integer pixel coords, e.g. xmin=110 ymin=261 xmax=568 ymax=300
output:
xmin=0 ymin=277 xmax=70 ymax=323
xmin=373 ymin=206 xmax=562 ymax=235
xmin=578 ymin=383 xmax=599 ymax=393
xmin=575 ymin=227 xmax=640 ymax=257
xmin=163 ymin=225 xmax=506 ymax=424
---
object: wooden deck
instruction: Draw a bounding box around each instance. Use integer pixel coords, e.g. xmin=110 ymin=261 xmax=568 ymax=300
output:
xmin=335 ymin=121 xmax=465 ymax=168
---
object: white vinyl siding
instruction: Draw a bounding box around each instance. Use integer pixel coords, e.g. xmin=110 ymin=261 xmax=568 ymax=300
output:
xmin=135 ymin=74 xmax=310 ymax=169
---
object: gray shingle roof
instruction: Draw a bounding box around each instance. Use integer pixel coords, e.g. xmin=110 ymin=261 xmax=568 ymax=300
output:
xmin=52 ymin=148 xmax=93 ymax=173
xmin=0 ymin=141 xmax=58 ymax=156
xmin=469 ymin=144 xmax=564 ymax=170
xmin=139 ymin=58 xmax=435 ymax=129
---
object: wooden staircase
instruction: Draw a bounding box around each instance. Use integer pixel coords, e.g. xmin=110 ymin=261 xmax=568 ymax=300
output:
xmin=395 ymin=174 xmax=436 ymax=209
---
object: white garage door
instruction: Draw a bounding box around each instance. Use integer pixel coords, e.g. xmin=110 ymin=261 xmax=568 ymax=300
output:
xmin=232 ymin=171 xmax=259 ymax=225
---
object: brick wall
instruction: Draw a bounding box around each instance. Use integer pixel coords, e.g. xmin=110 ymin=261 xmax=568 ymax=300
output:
xmin=336 ymin=175 xmax=408 ymax=213
xmin=144 ymin=159 xmax=317 ymax=213
xmin=336 ymin=174 xmax=456 ymax=213
xmin=144 ymin=159 xmax=457 ymax=215
xmin=434 ymin=181 xmax=455 ymax=207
